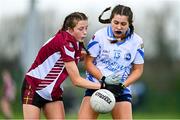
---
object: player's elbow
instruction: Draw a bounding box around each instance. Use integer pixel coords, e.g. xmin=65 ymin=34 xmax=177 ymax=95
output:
xmin=71 ymin=77 xmax=81 ymax=87
xmin=72 ymin=81 xmax=79 ymax=87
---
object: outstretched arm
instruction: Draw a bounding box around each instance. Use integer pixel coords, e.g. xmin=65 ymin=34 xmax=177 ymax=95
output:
xmin=64 ymin=61 xmax=101 ymax=89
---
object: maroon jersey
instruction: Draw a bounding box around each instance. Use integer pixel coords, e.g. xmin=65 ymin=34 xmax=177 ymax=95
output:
xmin=24 ymin=31 xmax=82 ymax=101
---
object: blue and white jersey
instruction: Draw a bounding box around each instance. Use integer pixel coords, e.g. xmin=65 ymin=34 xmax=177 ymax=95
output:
xmin=86 ymin=25 xmax=144 ymax=95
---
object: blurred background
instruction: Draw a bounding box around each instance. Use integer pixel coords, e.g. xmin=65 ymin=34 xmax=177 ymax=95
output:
xmin=0 ymin=0 xmax=180 ymax=119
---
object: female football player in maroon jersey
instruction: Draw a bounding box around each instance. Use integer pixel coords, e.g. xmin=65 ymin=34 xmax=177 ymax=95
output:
xmin=21 ymin=12 xmax=102 ymax=119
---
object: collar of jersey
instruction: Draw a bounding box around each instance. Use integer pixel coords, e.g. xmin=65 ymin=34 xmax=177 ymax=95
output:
xmin=107 ymin=25 xmax=116 ymax=41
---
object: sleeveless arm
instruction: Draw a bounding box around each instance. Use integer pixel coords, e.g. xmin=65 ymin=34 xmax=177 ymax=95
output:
xmin=64 ymin=61 xmax=101 ymax=89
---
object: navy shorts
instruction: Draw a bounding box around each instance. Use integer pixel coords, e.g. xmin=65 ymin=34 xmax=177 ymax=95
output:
xmin=85 ymin=89 xmax=132 ymax=103
xmin=21 ymin=80 xmax=63 ymax=108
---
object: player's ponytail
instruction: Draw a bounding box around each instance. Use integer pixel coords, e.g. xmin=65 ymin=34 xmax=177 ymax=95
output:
xmin=98 ymin=7 xmax=111 ymax=24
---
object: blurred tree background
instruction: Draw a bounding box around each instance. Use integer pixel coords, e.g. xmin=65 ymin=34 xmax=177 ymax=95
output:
xmin=0 ymin=0 xmax=180 ymax=119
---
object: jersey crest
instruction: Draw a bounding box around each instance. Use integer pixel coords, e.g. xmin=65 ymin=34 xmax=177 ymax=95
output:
xmin=124 ymin=53 xmax=131 ymax=61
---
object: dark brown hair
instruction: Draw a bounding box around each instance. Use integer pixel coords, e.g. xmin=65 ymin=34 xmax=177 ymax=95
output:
xmin=61 ymin=12 xmax=88 ymax=31
xmin=99 ymin=4 xmax=134 ymax=37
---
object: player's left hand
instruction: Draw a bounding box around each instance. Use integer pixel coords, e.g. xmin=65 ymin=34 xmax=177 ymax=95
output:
xmin=101 ymin=77 xmax=126 ymax=97
xmin=105 ymin=83 xmax=125 ymax=97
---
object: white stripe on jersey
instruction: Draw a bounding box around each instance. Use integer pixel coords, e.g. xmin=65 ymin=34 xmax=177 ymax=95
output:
xmin=64 ymin=46 xmax=75 ymax=59
xmin=26 ymin=52 xmax=60 ymax=79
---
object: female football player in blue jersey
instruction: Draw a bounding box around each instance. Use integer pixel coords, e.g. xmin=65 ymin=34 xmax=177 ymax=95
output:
xmin=78 ymin=4 xmax=144 ymax=119
xmin=21 ymin=12 xmax=104 ymax=119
